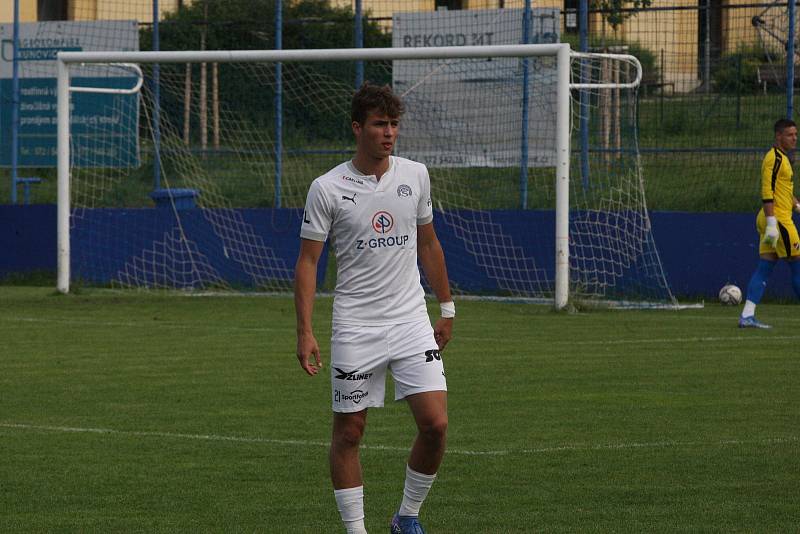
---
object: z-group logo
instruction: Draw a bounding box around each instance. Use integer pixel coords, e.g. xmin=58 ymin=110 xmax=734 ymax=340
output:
xmin=371 ymin=211 xmax=394 ymax=234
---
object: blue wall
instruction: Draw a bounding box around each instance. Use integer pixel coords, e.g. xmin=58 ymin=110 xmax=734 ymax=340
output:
xmin=649 ymin=212 xmax=795 ymax=299
xmin=0 ymin=205 xmax=56 ymax=275
xmin=1 ymin=205 xmax=795 ymax=300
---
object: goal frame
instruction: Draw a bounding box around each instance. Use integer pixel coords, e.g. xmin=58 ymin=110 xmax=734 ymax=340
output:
xmin=55 ymin=43 xmax=641 ymax=309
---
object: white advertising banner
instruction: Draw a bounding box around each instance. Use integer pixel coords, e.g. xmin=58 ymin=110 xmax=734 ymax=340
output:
xmin=392 ymin=9 xmax=560 ymax=168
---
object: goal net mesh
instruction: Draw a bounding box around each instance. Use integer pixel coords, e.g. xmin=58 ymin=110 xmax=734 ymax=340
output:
xmin=65 ymin=51 xmax=674 ymax=304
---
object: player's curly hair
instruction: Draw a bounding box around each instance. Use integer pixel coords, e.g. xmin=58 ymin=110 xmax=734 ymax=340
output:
xmin=774 ymin=117 xmax=796 ymax=134
xmin=351 ymin=82 xmax=405 ymax=125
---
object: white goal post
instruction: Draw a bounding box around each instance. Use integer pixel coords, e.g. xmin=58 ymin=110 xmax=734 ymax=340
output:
xmin=56 ymin=44 xmax=646 ymax=309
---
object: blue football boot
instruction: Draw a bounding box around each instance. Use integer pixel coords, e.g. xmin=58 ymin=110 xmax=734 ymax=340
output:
xmin=390 ymin=513 xmax=426 ymax=534
xmin=738 ymin=316 xmax=771 ymax=329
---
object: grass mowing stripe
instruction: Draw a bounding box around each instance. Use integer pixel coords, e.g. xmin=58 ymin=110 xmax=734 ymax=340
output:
xmin=1 ymin=316 xmax=278 ymax=332
xmin=3 ymin=423 xmax=797 ymax=457
xmin=5 ymin=317 xmax=800 ymax=345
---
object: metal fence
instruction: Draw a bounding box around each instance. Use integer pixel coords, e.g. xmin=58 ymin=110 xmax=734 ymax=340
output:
xmin=2 ymin=0 xmax=798 ymax=212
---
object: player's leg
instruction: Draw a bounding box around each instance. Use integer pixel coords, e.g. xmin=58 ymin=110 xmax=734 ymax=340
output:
xmin=387 ymin=320 xmax=448 ymax=533
xmin=331 ymin=410 xmax=368 ymax=488
xmin=390 ymin=392 xmax=447 ymax=534
xmin=741 ymin=211 xmax=778 ymax=328
xmin=780 ymin=219 xmax=800 ymax=298
xmin=406 ymin=391 xmax=448 ymax=475
xmin=740 ymin=254 xmax=777 ymax=325
xmin=331 ymin=410 xmax=369 ymax=534
xmin=330 ymin=324 xmax=390 ymax=534
xmin=789 ymin=258 xmax=800 ymax=297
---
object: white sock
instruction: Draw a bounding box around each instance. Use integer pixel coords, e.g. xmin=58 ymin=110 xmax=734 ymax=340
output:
xmin=334 ymin=486 xmax=367 ymax=534
xmin=398 ymin=464 xmax=437 ymax=517
xmin=742 ymin=300 xmax=756 ymax=318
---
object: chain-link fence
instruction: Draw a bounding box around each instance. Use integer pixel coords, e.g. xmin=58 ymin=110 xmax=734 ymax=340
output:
xmin=2 ymin=0 xmax=798 ymax=213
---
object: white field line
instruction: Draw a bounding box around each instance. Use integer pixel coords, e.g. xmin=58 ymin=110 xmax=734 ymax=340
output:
xmin=529 ymin=334 xmax=800 ymax=346
xmin=1 ymin=423 xmax=797 ymax=457
xmin=4 ymin=317 xmax=800 ymax=347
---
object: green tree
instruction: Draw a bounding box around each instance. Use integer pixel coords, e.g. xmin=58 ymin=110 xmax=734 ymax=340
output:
xmin=140 ymin=0 xmax=391 ymax=143
xmin=592 ymin=0 xmax=652 ymax=30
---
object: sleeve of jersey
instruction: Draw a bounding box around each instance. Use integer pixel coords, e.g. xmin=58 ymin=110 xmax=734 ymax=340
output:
xmin=417 ymin=166 xmax=434 ymax=225
xmin=761 ymin=151 xmax=776 ymax=203
xmin=300 ymin=180 xmax=332 ymax=242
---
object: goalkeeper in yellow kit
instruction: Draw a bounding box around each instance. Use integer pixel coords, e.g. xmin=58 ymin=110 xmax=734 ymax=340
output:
xmin=739 ymin=118 xmax=800 ymax=328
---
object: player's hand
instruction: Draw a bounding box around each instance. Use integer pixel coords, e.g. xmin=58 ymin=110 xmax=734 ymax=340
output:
xmin=433 ymin=317 xmax=453 ymax=351
xmin=763 ymin=216 xmax=779 ymax=247
xmin=296 ymin=332 xmax=323 ymax=376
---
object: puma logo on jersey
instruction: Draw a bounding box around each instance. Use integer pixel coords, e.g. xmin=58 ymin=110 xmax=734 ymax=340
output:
xmin=342 ymin=193 xmax=357 ymax=205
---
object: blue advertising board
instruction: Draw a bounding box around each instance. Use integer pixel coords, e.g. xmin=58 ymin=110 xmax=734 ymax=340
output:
xmin=0 ymin=20 xmax=139 ymax=168
xmin=0 ymin=77 xmax=139 ymax=167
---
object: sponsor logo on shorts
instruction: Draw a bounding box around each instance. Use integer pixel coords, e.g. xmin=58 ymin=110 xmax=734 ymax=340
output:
xmin=334 ymin=367 xmax=374 ymax=381
xmin=425 ymin=349 xmax=442 ymax=362
xmin=397 ymin=184 xmax=412 ymax=197
xmin=335 ymin=389 xmax=369 ymax=404
xmin=355 ymin=234 xmax=409 ymax=250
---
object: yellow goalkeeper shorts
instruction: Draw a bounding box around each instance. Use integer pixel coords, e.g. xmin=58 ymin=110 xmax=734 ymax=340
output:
xmin=757 ymin=210 xmax=800 ymax=258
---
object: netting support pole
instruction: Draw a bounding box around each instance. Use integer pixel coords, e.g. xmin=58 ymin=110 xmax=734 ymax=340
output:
xmin=788 ymin=0 xmax=796 ymax=119
xmin=10 ymin=0 xmax=20 ymax=204
xmin=519 ymin=0 xmax=531 ymax=209
xmin=56 ymin=60 xmax=70 ymax=294
xmin=554 ymin=44 xmax=571 ymax=310
xmin=274 ymin=0 xmax=283 ymax=208
xmin=579 ymin=0 xmax=590 ymax=190
xmin=355 ymin=0 xmax=364 ymax=88
xmin=152 ymin=0 xmax=162 ymax=190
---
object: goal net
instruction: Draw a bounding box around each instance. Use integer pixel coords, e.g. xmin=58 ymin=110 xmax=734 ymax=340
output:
xmin=57 ymin=44 xmax=675 ymax=307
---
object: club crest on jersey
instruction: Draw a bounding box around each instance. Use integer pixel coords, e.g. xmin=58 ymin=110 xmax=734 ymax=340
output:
xmin=371 ymin=211 xmax=394 ymax=234
xmin=397 ymin=184 xmax=412 ymax=197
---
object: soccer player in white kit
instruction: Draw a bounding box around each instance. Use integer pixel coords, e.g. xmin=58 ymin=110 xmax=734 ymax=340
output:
xmin=294 ymin=83 xmax=454 ymax=534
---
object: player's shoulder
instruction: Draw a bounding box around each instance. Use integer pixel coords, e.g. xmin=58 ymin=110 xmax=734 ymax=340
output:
xmin=762 ymin=147 xmax=778 ymax=164
xmin=311 ymin=161 xmax=354 ymax=191
xmin=392 ymin=156 xmax=429 ymax=179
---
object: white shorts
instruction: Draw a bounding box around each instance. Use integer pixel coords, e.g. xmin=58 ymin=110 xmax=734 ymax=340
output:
xmin=330 ymin=318 xmax=447 ymax=413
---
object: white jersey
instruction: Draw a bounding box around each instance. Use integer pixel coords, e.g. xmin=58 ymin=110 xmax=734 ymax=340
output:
xmin=300 ymin=156 xmax=433 ymax=326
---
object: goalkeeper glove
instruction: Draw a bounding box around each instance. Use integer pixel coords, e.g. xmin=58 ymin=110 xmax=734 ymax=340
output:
xmin=763 ymin=216 xmax=779 ymax=247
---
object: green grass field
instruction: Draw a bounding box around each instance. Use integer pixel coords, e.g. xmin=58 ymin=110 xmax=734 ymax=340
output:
xmin=1 ymin=287 xmax=798 ymax=532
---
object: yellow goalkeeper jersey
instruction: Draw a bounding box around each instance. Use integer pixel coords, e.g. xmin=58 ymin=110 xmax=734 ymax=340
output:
xmin=761 ymin=146 xmax=795 ymax=221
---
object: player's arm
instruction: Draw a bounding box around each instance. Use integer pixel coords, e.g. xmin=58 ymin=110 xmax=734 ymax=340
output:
xmin=294 ymin=238 xmax=325 ymax=376
xmin=417 ymin=222 xmax=454 ymax=350
xmin=761 ymin=151 xmax=780 ymax=245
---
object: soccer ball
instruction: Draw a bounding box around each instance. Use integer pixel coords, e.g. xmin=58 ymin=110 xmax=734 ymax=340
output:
xmin=718 ymin=284 xmax=742 ymax=305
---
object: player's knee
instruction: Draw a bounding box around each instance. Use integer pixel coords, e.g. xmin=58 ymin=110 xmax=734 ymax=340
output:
xmin=332 ymin=418 xmax=366 ymax=449
xmin=417 ymin=415 xmax=448 ymax=442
